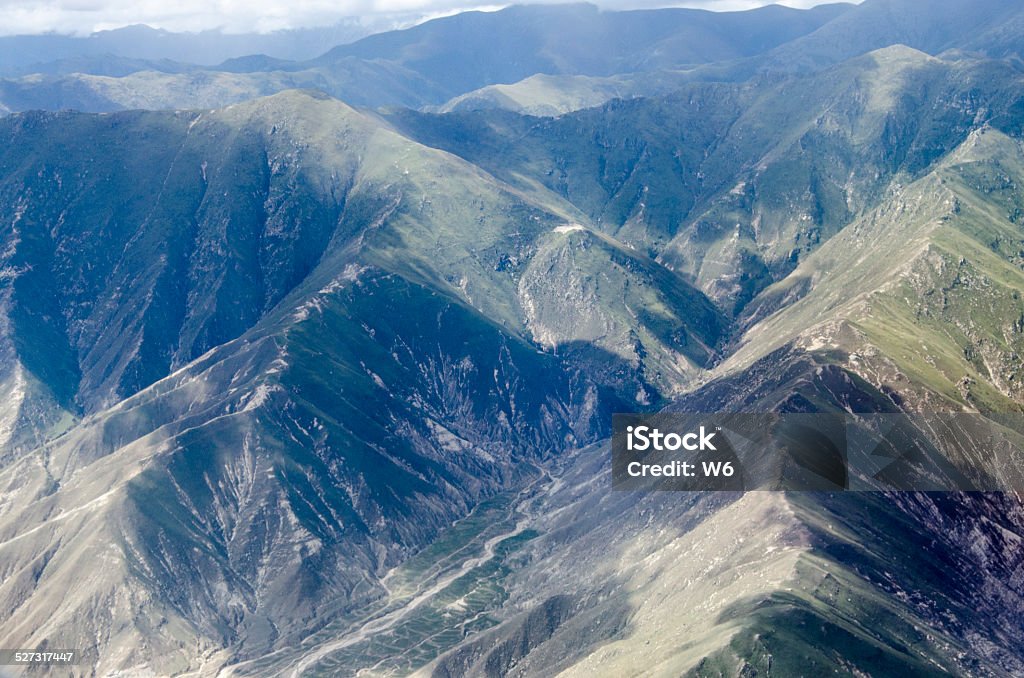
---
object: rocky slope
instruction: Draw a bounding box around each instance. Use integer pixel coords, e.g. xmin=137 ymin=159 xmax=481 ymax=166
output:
xmin=0 ymin=90 xmax=724 ymax=674
xmin=3 ymin=2 xmax=1024 ymax=676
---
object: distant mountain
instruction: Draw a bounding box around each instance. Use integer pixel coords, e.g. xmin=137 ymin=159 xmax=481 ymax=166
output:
xmin=434 ymin=0 xmax=1024 ymax=118
xmin=0 ymin=18 xmax=413 ymax=77
xmin=0 ymin=59 xmax=448 ymax=113
xmin=0 ymin=3 xmax=854 ymax=113
xmin=6 ymin=53 xmax=197 ymax=78
xmin=8 ymin=0 xmax=1024 ymax=117
xmin=660 ymin=0 xmax=1024 ymax=87
xmin=9 ymin=0 xmax=1024 ymax=118
xmin=313 ymin=3 xmax=855 ymax=97
xmin=755 ymin=0 xmax=1024 ymax=72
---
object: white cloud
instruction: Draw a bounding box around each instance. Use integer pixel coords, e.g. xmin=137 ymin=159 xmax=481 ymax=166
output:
xmin=0 ymin=0 xmax=851 ymax=36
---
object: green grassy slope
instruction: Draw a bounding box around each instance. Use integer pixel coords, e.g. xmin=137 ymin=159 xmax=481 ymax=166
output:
xmin=392 ymin=48 xmax=1024 ymax=314
xmin=730 ymin=127 xmax=1024 ymax=414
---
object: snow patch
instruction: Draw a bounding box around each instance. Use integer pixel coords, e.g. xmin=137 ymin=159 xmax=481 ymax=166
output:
xmin=241 ymin=383 xmax=280 ymax=412
xmin=554 ymin=223 xmax=585 ymax=234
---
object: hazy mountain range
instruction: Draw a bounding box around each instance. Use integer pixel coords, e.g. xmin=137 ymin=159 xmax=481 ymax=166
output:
xmin=0 ymin=17 xmax=431 ymax=77
xmin=1 ymin=0 xmax=1024 ymax=676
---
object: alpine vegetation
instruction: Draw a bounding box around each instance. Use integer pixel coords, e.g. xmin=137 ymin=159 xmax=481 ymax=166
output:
xmin=1 ymin=1 xmax=1024 ymax=676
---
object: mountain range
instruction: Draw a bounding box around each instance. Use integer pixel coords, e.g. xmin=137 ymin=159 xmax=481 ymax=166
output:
xmin=1 ymin=0 xmax=1024 ymax=676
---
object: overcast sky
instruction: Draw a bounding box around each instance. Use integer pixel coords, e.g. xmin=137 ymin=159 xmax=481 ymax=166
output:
xmin=0 ymin=0 xmax=849 ymax=36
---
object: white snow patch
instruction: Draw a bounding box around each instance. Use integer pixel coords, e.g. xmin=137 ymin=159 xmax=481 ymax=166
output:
xmin=554 ymin=223 xmax=585 ymax=234
xmin=426 ymin=418 xmax=472 ymax=454
xmin=241 ymin=383 xmax=280 ymax=412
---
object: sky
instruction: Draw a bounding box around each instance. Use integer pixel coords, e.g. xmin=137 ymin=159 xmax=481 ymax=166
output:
xmin=0 ymin=0 xmax=847 ymax=36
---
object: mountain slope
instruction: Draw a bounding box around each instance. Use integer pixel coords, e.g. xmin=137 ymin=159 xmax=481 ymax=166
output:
xmin=733 ymin=126 xmax=1024 ymax=413
xmin=0 ymin=90 xmax=727 ymax=674
xmin=402 ymin=130 xmax=1024 ymax=674
xmin=244 ymin=346 xmax=1024 ymax=677
xmin=5 ymin=4 xmax=1024 ymax=675
xmin=236 ymin=46 xmax=1024 ymax=677
xmin=0 ymin=270 xmax=606 ymax=673
xmin=390 ymin=47 xmax=1024 ymax=312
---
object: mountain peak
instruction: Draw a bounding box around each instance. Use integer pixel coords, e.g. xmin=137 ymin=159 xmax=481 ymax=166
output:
xmin=207 ymin=88 xmax=364 ymax=127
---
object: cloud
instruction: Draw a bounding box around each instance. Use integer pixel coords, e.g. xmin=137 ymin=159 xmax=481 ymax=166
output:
xmin=0 ymin=0 xmax=849 ymax=36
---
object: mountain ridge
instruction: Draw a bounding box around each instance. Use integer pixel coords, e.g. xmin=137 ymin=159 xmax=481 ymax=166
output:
xmin=3 ymin=3 xmax=1024 ymax=675
xmin=0 ymin=90 xmax=726 ymax=673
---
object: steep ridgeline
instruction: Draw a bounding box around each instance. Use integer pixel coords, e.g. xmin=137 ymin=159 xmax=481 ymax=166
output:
xmin=0 ymin=91 xmax=724 ymax=673
xmin=391 ymin=47 xmax=1024 ymax=313
xmin=258 ymin=115 xmax=1024 ymax=678
xmin=733 ymin=125 xmax=1024 ymax=415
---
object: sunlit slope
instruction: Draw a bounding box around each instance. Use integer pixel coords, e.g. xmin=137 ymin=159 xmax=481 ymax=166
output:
xmin=518 ymin=226 xmax=725 ymax=399
xmin=731 ymin=127 xmax=1024 ymax=413
xmin=392 ymin=48 xmax=1024 ymax=313
xmin=436 ymin=72 xmax=693 ymax=118
xmin=0 ymin=90 xmax=725 ymax=674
